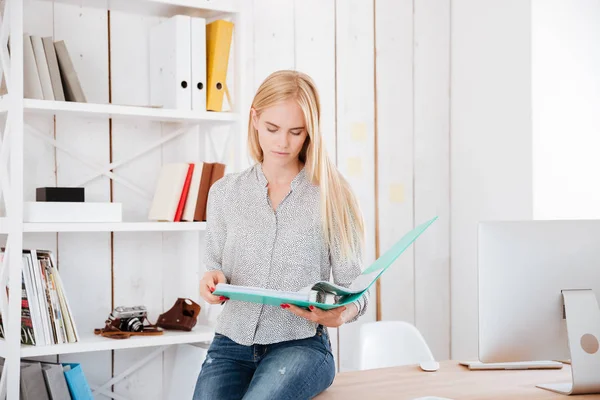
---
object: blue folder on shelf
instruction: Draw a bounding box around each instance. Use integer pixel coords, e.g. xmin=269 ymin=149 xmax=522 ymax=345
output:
xmin=213 ymin=216 xmax=438 ymax=309
xmin=62 ymin=363 xmax=94 ymax=400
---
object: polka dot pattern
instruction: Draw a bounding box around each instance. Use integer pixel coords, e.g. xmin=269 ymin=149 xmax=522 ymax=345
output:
xmin=204 ymin=163 xmax=369 ymax=346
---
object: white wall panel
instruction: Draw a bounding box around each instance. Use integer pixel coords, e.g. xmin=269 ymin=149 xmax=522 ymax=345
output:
xmin=10 ymin=0 xmax=464 ymax=389
xmin=335 ymin=0 xmax=376 ymax=372
xmin=52 ymin=1 xmax=113 ymax=389
xmin=22 ymin=1 xmax=59 ymax=365
xmin=451 ymin=0 xmax=533 ymax=360
xmin=110 ymin=11 xmax=165 ymax=399
xmin=294 ymin=0 xmax=339 ymax=370
xmin=414 ymin=0 xmax=450 ymax=361
xmin=532 ymin=0 xmax=600 ymax=220
xmin=375 ymin=0 xmax=415 ymax=326
xmin=252 ymin=0 xmax=294 ymax=90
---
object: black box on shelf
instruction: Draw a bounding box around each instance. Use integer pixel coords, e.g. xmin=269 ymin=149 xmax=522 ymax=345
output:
xmin=36 ymin=187 xmax=85 ymax=202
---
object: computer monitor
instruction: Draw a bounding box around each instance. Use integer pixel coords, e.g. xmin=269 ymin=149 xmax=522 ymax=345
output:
xmin=478 ymin=220 xmax=600 ymax=395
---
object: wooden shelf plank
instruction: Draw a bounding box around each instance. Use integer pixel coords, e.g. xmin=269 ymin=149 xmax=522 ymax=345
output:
xmin=23 ymin=99 xmax=238 ymax=123
xmin=38 ymin=0 xmax=239 ymax=18
xmin=0 ymin=325 xmax=214 ymax=358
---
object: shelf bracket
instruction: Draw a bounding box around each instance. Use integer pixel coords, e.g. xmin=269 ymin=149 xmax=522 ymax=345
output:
xmin=0 ymin=112 xmax=12 ymax=215
xmin=75 ymin=123 xmax=194 ymax=188
xmin=90 ymin=345 xmax=170 ymax=400
xmin=0 ymin=243 xmax=11 ymax=334
xmin=25 ymin=123 xmax=153 ymax=200
xmin=0 ymin=361 xmax=6 ymax=400
xmin=0 ymin=0 xmax=10 ymax=94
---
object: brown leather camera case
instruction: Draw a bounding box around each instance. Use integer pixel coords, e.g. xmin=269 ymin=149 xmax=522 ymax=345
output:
xmin=157 ymin=298 xmax=201 ymax=331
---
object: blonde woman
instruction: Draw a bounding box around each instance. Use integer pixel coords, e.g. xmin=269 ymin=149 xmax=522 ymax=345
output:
xmin=193 ymin=70 xmax=369 ymax=400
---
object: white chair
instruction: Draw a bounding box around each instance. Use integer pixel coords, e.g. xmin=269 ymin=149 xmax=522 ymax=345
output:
xmin=358 ymin=321 xmax=435 ymax=370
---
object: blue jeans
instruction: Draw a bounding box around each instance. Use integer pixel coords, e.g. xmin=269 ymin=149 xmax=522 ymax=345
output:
xmin=193 ymin=325 xmax=336 ymax=400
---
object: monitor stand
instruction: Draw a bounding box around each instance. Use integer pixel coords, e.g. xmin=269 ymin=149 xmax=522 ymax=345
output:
xmin=537 ymin=289 xmax=600 ymax=395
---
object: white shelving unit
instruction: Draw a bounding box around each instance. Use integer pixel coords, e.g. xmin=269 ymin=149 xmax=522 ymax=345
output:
xmin=0 ymin=0 xmax=245 ymax=398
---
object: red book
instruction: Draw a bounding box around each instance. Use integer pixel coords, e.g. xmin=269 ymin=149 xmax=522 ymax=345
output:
xmin=173 ymin=163 xmax=195 ymax=222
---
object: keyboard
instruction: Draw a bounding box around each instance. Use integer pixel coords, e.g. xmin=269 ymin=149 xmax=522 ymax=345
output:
xmin=458 ymin=360 xmax=564 ymax=370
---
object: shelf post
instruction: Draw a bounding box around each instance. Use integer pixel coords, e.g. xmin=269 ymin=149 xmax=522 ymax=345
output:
xmin=5 ymin=0 xmax=24 ymax=398
xmin=236 ymin=5 xmax=247 ymax=173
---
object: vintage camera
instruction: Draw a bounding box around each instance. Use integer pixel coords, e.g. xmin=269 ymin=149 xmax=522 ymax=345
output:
xmin=108 ymin=305 xmax=147 ymax=332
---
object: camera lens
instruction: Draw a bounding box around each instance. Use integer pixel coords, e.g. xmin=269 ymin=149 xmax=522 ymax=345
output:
xmin=129 ymin=318 xmax=143 ymax=332
xmin=120 ymin=318 xmax=144 ymax=332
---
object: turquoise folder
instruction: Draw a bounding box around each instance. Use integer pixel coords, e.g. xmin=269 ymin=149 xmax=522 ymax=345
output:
xmin=63 ymin=363 xmax=94 ymax=400
xmin=212 ymin=216 xmax=438 ymax=310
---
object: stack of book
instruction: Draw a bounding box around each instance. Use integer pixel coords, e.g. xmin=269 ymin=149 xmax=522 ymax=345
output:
xmin=0 ymin=249 xmax=79 ymax=346
xmin=149 ymin=162 xmax=225 ymax=222
xmin=0 ymin=359 xmax=93 ymax=400
xmin=21 ymin=34 xmax=86 ymax=102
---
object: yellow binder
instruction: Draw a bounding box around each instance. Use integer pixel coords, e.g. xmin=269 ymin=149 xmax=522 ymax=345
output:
xmin=206 ymin=20 xmax=234 ymax=112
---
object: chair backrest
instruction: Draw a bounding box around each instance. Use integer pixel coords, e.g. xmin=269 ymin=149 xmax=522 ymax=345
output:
xmin=358 ymin=321 xmax=435 ymax=370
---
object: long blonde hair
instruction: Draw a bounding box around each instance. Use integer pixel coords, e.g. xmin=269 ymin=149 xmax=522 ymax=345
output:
xmin=248 ymin=70 xmax=365 ymax=261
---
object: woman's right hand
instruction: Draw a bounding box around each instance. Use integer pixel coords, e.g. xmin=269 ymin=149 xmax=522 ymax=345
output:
xmin=199 ymin=270 xmax=228 ymax=304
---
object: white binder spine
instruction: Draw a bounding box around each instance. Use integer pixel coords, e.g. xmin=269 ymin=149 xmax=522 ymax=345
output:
xmin=191 ymin=17 xmax=207 ymax=111
xmin=149 ymin=15 xmax=192 ymax=110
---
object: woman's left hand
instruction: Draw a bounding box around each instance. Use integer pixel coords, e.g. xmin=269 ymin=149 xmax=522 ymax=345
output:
xmin=283 ymin=304 xmax=347 ymax=328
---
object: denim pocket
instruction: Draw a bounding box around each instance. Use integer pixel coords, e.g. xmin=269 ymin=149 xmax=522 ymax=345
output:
xmin=316 ymin=325 xmax=332 ymax=352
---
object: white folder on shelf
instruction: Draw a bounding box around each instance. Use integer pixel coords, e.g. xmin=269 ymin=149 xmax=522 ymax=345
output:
xmin=149 ymin=15 xmax=192 ymax=110
xmin=191 ymin=17 xmax=207 ymax=111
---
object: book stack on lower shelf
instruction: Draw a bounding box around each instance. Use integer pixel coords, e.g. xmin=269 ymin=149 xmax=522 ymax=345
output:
xmin=0 ymin=359 xmax=94 ymax=400
xmin=0 ymin=249 xmax=79 ymax=347
xmin=149 ymin=161 xmax=225 ymax=222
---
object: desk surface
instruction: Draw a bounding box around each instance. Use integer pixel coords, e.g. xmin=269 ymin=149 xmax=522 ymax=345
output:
xmin=316 ymin=361 xmax=600 ymax=399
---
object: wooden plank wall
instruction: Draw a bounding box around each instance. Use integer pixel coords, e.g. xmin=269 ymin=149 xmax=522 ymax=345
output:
xmin=293 ymin=0 xmax=339 ymax=366
xmin=335 ymin=0 xmax=377 ymax=372
xmin=248 ymin=0 xmax=450 ymax=370
xmin=110 ymin=10 xmax=167 ymax=399
xmin=21 ymin=0 xmax=61 ymax=367
xmin=375 ymin=0 xmax=451 ymax=363
xmin=450 ymin=0 xmax=532 ymax=361
xmin=21 ymin=0 xmax=114 ymax=391
xmin=52 ymin=0 xmax=114 ymax=390
xmin=375 ymin=0 xmax=415 ymax=327
xmin=16 ymin=1 xmax=452 ymax=395
xmin=413 ymin=0 xmax=451 ymax=361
